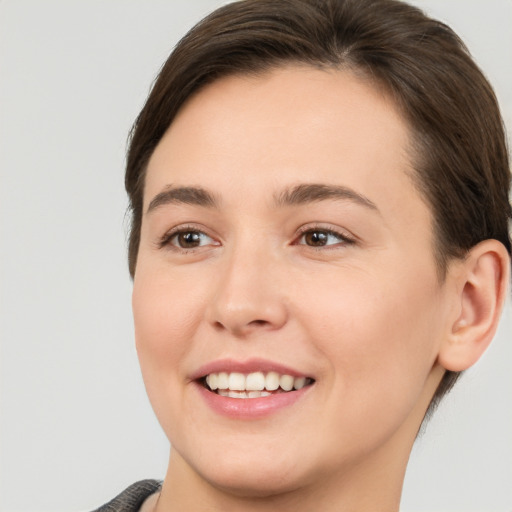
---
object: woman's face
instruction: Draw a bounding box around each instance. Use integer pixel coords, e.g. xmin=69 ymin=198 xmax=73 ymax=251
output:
xmin=133 ymin=66 xmax=453 ymax=495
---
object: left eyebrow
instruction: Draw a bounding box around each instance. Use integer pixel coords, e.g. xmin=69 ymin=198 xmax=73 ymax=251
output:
xmin=146 ymin=185 xmax=219 ymax=214
xmin=273 ymin=183 xmax=379 ymax=212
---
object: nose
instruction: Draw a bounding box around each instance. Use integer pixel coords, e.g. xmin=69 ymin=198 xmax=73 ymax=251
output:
xmin=206 ymin=243 xmax=288 ymax=337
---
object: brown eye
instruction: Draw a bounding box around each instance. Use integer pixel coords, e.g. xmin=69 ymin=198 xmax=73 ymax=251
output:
xmin=168 ymin=230 xmax=215 ymax=249
xmin=305 ymin=231 xmax=329 ymax=246
xmin=176 ymin=232 xmax=201 ymax=248
xmin=299 ymin=229 xmax=351 ymax=247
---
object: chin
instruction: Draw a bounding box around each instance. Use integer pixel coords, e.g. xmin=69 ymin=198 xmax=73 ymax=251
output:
xmin=201 ymin=464 xmax=308 ymax=499
xmin=181 ymin=442 xmax=317 ymax=498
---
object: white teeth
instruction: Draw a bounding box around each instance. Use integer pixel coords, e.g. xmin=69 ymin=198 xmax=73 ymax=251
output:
xmin=265 ymin=371 xmax=280 ymax=391
xmin=246 ymin=371 xmax=265 ymax=391
xmin=205 ymin=374 xmax=218 ymax=390
xmin=228 ymin=372 xmax=246 ymax=391
xmin=205 ymin=371 xmax=311 ymax=395
xmin=248 ymin=390 xmax=271 ymax=398
xmin=280 ymin=374 xmax=294 ymax=391
xmin=217 ymin=389 xmax=273 ymax=399
xmin=293 ymin=377 xmax=306 ymax=390
xmin=217 ymin=372 xmax=229 ymax=389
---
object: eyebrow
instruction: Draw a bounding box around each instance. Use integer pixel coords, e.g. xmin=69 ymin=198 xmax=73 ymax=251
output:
xmin=146 ymin=185 xmax=218 ymax=214
xmin=146 ymin=182 xmax=379 ymax=215
xmin=273 ymin=183 xmax=379 ymax=212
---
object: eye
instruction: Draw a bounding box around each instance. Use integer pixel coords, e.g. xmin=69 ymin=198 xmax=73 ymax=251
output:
xmin=163 ymin=229 xmax=218 ymax=250
xmin=296 ymin=228 xmax=354 ymax=248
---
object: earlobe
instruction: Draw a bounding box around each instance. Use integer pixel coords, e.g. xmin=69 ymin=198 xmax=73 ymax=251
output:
xmin=438 ymin=240 xmax=510 ymax=373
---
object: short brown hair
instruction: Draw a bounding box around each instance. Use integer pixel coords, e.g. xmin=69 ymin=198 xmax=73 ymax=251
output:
xmin=125 ymin=0 xmax=511 ymax=413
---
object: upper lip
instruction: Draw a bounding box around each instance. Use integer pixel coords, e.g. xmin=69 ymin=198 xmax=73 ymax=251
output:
xmin=190 ymin=358 xmax=312 ymax=381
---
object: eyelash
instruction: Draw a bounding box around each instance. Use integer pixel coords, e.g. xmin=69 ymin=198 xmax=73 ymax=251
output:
xmin=158 ymin=224 xmax=356 ymax=253
xmin=158 ymin=225 xmax=218 ymax=252
xmin=294 ymin=225 xmax=356 ymax=249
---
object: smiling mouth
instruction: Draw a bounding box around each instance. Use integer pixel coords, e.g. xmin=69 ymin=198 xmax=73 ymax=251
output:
xmin=201 ymin=371 xmax=315 ymax=399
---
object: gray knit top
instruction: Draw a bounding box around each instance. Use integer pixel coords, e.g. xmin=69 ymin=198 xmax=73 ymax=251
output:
xmin=92 ymin=480 xmax=162 ymax=512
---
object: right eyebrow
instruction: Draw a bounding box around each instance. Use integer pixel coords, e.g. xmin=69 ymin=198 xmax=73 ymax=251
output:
xmin=146 ymin=185 xmax=219 ymax=214
xmin=273 ymin=183 xmax=379 ymax=212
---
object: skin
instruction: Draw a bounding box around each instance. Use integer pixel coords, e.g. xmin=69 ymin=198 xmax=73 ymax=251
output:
xmin=132 ymin=66 xmax=505 ymax=511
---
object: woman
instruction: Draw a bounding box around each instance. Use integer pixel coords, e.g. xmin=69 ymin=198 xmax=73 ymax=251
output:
xmin=96 ymin=0 xmax=511 ymax=510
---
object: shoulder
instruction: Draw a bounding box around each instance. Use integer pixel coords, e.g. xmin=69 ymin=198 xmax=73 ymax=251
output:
xmin=91 ymin=480 xmax=162 ymax=512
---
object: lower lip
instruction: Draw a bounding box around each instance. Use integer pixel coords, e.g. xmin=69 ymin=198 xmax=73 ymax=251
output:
xmin=194 ymin=382 xmax=312 ymax=419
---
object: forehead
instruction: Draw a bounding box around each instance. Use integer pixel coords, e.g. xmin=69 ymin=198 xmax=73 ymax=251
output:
xmin=145 ymin=65 xmax=432 ymax=244
xmin=147 ymin=65 xmax=412 ymax=185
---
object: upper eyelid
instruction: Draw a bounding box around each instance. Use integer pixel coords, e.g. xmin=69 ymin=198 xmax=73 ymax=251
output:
xmin=295 ymin=224 xmax=356 ymax=241
xmin=300 ymin=228 xmax=348 ymax=239
xmin=158 ymin=225 xmax=218 ymax=248
xmin=295 ymin=231 xmax=353 ymax=246
xmin=171 ymin=230 xmax=213 ymax=242
xmin=163 ymin=224 xmax=212 ymax=238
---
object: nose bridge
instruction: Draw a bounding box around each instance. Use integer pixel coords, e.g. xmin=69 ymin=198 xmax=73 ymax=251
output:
xmin=208 ymin=231 xmax=287 ymax=335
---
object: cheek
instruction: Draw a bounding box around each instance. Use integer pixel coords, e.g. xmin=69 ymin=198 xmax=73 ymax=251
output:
xmin=132 ymin=262 xmax=207 ymax=354
xmin=132 ymin=278 xmax=187 ymax=363
xmin=295 ymin=266 xmax=443 ymax=420
xmin=131 ymin=266 xmax=207 ymax=432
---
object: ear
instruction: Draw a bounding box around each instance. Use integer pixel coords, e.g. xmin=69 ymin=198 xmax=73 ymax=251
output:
xmin=438 ymin=240 xmax=510 ymax=372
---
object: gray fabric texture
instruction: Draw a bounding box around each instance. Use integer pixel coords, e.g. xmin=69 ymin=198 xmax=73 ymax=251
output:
xmin=92 ymin=480 xmax=162 ymax=512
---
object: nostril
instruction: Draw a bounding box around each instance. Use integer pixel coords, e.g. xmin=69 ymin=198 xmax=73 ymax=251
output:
xmin=212 ymin=318 xmax=269 ymax=334
xmin=213 ymin=321 xmax=225 ymax=331
xmin=249 ymin=319 xmax=268 ymax=327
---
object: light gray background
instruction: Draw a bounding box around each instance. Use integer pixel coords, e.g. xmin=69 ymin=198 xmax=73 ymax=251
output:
xmin=0 ymin=1 xmax=510 ymax=511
